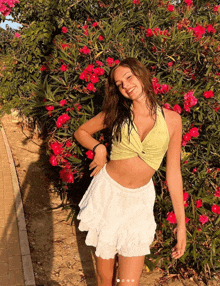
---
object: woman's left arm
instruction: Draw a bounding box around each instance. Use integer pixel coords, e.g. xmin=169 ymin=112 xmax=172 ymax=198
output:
xmin=166 ymin=111 xmax=186 ymax=259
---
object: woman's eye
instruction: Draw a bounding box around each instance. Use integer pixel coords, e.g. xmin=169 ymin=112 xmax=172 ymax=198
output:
xmin=127 ymin=75 xmax=132 ymax=79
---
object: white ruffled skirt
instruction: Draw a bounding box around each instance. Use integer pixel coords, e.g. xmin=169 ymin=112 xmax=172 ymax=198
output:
xmin=77 ymin=164 xmax=157 ymax=259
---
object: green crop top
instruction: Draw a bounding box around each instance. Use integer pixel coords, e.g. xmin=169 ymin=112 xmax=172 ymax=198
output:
xmin=110 ymin=104 xmax=170 ymax=170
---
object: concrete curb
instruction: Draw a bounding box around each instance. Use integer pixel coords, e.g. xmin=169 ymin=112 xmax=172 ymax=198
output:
xmin=1 ymin=124 xmax=36 ymax=286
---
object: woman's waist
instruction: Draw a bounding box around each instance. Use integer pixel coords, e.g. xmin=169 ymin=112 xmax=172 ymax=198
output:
xmin=106 ymin=157 xmax=155 ymax=189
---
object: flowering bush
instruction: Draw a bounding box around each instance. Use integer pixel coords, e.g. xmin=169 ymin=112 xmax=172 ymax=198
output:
xmin=0 ymin=0 xmax=220 ymax=280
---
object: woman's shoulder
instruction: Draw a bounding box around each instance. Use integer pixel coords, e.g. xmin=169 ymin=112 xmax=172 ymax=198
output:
xmin=162 ymin=107 xmax=182 ymax=138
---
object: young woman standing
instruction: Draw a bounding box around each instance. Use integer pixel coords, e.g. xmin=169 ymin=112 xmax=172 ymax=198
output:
xmin=74 ymin=58 xmax=186 ymax=286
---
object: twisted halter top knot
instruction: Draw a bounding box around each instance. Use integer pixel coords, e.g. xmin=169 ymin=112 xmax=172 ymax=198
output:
xmin=110 ymin=104 xmax=170 ymax=171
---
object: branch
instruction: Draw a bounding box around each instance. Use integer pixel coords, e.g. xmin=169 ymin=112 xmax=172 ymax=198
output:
xmin=5 ymin=19 xmax=29 ymax=27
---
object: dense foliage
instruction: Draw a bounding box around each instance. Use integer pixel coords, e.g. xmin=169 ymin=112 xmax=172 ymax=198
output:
xmin=0 ymin=0 xmax=220 ymax=280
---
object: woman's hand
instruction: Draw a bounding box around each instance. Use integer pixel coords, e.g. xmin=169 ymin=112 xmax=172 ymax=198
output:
xmin=89 ymin=144 xmax=108 ymax=177
xmin=172 ymin=228 xmax=186 ymax=259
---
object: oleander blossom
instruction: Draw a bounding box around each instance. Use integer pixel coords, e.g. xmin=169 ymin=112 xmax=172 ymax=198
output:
xmin=59 ymin=168 xmax=74 ymax=183
xmin=166 ymin=211 xmax=177 ymax=224
xmin=193 ymin=25 xmax=206 ymax=39
xmin=195 ymin=199 xmax=202 ymax=208
xmin=50 ymin=142 xmax=63 ymax=155
xmin=49 ymin=154 xmax=58 ymax=166
xmin=203 ymin=90 xmax=214 ymax=98
xmin=86 ymin=150 xmax=94 ymax=160
xmin=189 ymin=127 xmax=199 ymax=137
xmin=183 ymin=91 xmax=197 ymax=112
xmin=0 ymin=0 xmax=19 ymax=16
xmin=211 ymin=205 xmax=220 ymax=214
xmin=199 ymin=214 xmax=209 ymax=225
xmin=214 ymin=186 xmax=220 ymax=197
xmin=173 ymin=104 xmax=182 ymax=114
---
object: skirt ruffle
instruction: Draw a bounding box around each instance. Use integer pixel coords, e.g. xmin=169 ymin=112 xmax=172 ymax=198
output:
xmin=77 ymin=164 xmax=156 ymax=259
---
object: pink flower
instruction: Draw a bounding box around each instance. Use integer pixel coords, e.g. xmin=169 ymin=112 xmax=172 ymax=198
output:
xmin=207 ymin=24 xmax=215 ymax=34
xmin=203 ymin=90 xmax=214 ymax=98
xmin=184 ymin=201 xmax=189 ymax=207
xmin=168 ymin=61 xmax=173 ymax=67
xmin=114 ymin=59 xmax=120 ymax=65
xmin=192 ymin=167 xmax=197 ymax=173
xmin=195 ymin=199 xmax=202 ymax=208
xmin=59 ymin=168 xmax=74 ymax=183
xmin=85 ymin=64 xmax=94 ymax=73
xmin=166 ymin=211 xmax=177 ymax=224
xmin=106 ymin=57 xmax=114 ymax=67
xmin=56 ymin=114 xmax=70 ymax=128
xmin=199 ymin=214 xmax=209 ymax=225
xmin=40 ymin=65 xmax=47 ymax=71
xmin=133 ymin=0 xmax=140 ymax=4
xmin=152 ymin=46 xmax=157 ymax=52
xmin=14 ymin=33 xmax=20 ymax=38
xmin=161 ymin=84 xmax=171 ymax=94
xmin=87 ymin=83 xmax=95 ymax=91
xmin=185 ymin=217 xmax=190 ymax=223
xmin=194 ymin=25 xmax=206 ymax=39
xmin=61 ymin=43 xmax=69 ymax=50
xmin=45 ymin=105 xmax=54 ymax=111
xmin=168 ymin=4 xmax=174 ymax=12
xmin=183 ymin=91 xmax=197 ymax=112
xmin=86 ymin=150 xmax=94 ymax=160
xmin=184 ymin=0 xmax=193 ymax=7
xmin=152 ymin=78 xmax=161 ymax=94
xmin=74 ymin=103 xmax=81 ymax=111
xmin=62 ymin=27 xmax=68 ymax=33
xmin=90 ymin=74 xmax=99 ymax=83
xmin=212 ymin=205 xmax=220 ymax=214
xmin=66 ymin=140 xmax=72 ymax=148
xmin=79 ymin=46 xmax=90 ymax=54
xmin=189 ymin=127 xmax=199 ymax=137
xmin=213 ymin=5 xmax=220 ymax=12
xmin=214 ymin=187 xmax=220 ymax=197
xmin=96 ymin=60 xmax=103 ymax=66
xmin=146 ymin=29 xmax=153 ymax=37
xmin=93 ymin=67 xmax=105 ymax=76
xmin=92 ymin=22 xmax=98 ymax=27
xmin=181 ymin=140 xmax=187 ymax=146
xmin=173 ymin=104 xmax=182 ymax=114
xmin=183 ymin=133 xmax=191 ymax=142
xmin=49 ymin=154 xmax=58 ymax=166
xmin=153 ymin=27 xmax=160 ymax=36
xmin=60 ymin=64 xmax=68 ymax=72
xmin=183 ymin=192 xmax=189 ymax=201
xmin=98 ymin=35 xmax=104 ymax=41
xmin=50 ymin=142 xmax=63 ymax=155
xmin=60 ymin=99 xmax=67 ymax=106
xmin=164 ymin=103 xmax=171 ymax=110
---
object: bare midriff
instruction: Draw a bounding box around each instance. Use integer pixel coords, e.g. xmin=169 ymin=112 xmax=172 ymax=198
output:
xmin=106 ymin=156 xmax=156 ymax=189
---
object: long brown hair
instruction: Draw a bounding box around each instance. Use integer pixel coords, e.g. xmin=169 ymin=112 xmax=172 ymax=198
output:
xmin=101 ymin=57 xmax=159 ymax=141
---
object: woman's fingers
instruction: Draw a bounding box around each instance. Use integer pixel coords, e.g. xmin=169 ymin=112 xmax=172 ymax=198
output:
xmin=172 ymin=242 xmax=186 ymax=259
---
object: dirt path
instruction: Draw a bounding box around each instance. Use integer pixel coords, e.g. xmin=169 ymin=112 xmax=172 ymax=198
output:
xmin=1 ymin=113 xmax=216 ymax=286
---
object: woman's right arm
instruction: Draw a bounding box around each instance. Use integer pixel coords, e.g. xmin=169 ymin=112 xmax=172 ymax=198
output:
xmin=74 ymin=111 xmax=108 ymax=176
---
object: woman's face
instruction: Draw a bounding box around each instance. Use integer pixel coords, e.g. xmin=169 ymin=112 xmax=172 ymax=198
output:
xmin=113 ymin=66 xmax=146 ymax=101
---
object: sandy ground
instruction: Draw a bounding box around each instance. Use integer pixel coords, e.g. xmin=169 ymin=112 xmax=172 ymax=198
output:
xmin=1 ymin=113 xmax=218 ymax=286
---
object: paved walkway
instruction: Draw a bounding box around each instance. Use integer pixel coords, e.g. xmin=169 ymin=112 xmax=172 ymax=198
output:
xmin=0 ymin=123 xmax=35 ymax=286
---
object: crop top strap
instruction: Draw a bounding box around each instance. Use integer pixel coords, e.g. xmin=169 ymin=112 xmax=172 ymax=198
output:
xmin=160 ymin=105 xmax=165 ymax=118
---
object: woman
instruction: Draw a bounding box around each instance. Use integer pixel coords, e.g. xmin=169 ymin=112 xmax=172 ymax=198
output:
xmin=74 ymin=58 xmax=186 ymax=286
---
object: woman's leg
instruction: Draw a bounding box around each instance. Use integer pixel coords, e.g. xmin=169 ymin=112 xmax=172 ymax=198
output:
xmin=117 ymin=255 xmax=145 ymax=286
xmin=95 ymin=254 xmax=117 ymax=286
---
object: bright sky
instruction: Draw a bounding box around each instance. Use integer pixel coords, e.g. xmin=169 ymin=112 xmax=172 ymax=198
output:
xmin=0 ymin=16 xmax=22 ymax=30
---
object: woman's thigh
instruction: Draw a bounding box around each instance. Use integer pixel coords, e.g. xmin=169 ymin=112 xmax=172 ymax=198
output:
xmin=117 ymin=255 xmax=145 ymax=285
xmin=95 ymin=254 xmax=117 ymax=279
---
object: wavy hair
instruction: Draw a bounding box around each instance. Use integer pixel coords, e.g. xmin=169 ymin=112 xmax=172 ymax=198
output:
xmin=101 ymin=57 xmax=159 ymax=141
